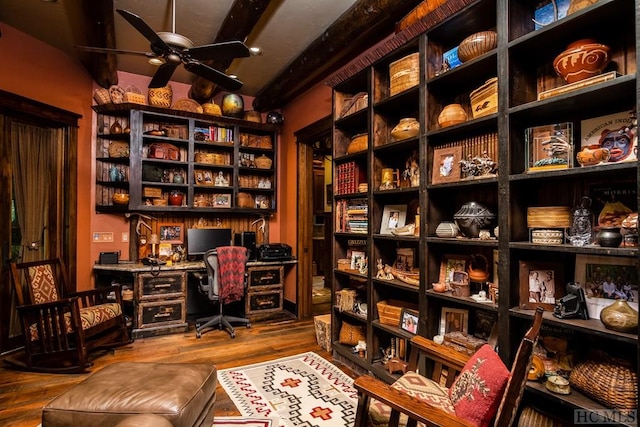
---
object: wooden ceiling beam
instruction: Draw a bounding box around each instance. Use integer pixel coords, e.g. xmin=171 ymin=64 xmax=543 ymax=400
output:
xmin=189 ymin=0 xmax=273 ymax=103
xmin=251 ymin=0 xmax=423 ymax=112
xmin=76 ymin=0 xmax=118 ymax=89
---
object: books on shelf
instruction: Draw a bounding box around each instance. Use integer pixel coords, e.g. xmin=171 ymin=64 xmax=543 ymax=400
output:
xmin=194 ymin=126 xmax=234 ymax=143
xmin=335 ymin=161 xmax=366 ymax=195
xmin=335 ymin=199 xmax=368 ymax=233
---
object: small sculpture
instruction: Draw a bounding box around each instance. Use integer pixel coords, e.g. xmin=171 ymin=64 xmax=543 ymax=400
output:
xmin=459 ymin=151 xmax=497 ymax=179
xmin=567 ymin=196 xmax=593 ymax=246
xmin=375 ymin=259 xmax=387 ymax=279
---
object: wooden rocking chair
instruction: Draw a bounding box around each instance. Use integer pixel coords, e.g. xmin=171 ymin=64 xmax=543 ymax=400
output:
xmin=354 ymin=307 xmax=544 ymax=427
xmin=7 ymin=258 xmax=131 ymax=373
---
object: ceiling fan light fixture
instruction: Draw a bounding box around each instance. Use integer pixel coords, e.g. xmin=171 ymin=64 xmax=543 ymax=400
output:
xmin=228 ymin=74 xmax=238 ymax=79
xmin=148 ymin=57 xmax=166 ymax=66
xmin=249 ymin=46 xmax=263 ymax=56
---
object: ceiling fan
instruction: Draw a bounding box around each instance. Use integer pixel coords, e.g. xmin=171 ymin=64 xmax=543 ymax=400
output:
xmin=77 ymin=2 xmax=249 ymax=90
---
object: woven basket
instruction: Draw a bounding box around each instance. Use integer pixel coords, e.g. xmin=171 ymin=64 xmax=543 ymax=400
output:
xmin=469 ymin=77 xmax=497 ymax=118
xmin=338 ymin=321 xmax=365 ymax=346
xmin=346 ymin=133 xmax=368 ymax=154
xmin=516 ymin=406 xmax=555 ymax=427
xmin=570 ymin=359 xmax=638 ymax=415
xmin=527 ymin=206 xmax=571 ymax=228
xmin=148 ymin=85 xmax=173 ymax=108
xmin=389 ymin=52 xmax=419 ymax=96
xmin=255 ymin=155 xmax=273 ymax=169
xmin=195 ymin=152 xmax=225 ymax=165
xmin=93 ymin=88 xmax=111 ymax=105
xmin=237 ymin=192 xmax=254 ymax=208
xmin=125 ymin=85 xmax=146 ymax=105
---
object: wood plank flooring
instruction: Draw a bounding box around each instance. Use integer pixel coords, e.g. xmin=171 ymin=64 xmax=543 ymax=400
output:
xmin=0 ymin=318 xmax=348 ymax=427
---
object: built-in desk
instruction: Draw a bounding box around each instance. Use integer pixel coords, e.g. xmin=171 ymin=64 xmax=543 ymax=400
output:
xmin=94 ymin=259 xmax=297 ymax=338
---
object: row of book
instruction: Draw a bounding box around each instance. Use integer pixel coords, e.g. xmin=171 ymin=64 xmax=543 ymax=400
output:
xmin=335 ymin=161 xmax=366 ymax=195
xmin=335 ymin=199 xmax=368 ymax=233
xmin=194 ymin=126 xmax=234 ymax=143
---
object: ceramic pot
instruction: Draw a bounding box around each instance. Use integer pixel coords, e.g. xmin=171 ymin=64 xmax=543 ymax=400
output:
xmin=600 ymin=300 xmax=638 ymax=333
xmin=453 ymin=201 xmax=495 ymax=238
xmin=435 ymin=221 xmax=459 ymax=238
xmin=457 ymin=30 xmax=498 ymax=63
xmin=553 ymin=39 xmax=611 ymax=84
xmin=110 ymin=120 xmax=123 ymax=134
xmin=390 ymin=118 xmax=420 ymax=141
xmin=221 ymin=94 xmax=244 ymax=118
xmin=112 ymin=193 xmax=129 ymax=206
xmin=596 ymin=226 xmax=623 ymax=248
xmin=438 ymin=104 xmax=467 ymax=128
xmin=168 ymin=191 xmax=184 ymax=206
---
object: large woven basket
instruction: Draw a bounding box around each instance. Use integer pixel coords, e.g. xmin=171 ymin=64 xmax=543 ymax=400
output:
xmin=389 ymin=52 xmax=419 ymax=96
xmin=125 ymin=85 xmax=146 ymax=105
xmin=148 ymin=85 xmax=173 ymax=108
xmin=527 ymin=206 xmax=571 ymax=228
xmin=570 ymin=358 xmax=638 ymax=415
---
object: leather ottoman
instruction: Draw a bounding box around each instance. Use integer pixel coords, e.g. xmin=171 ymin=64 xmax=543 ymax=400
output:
xmin=42 ymin=362 xmax=217 ymax=427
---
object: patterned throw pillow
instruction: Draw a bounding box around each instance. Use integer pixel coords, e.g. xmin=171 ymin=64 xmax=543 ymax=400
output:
xmin=448 ymin=344 xmax=509 ymax=427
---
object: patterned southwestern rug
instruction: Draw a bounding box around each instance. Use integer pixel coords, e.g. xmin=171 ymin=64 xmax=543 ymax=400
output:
xmin=213 ymin=416 xmax=279 ymax=427
xmin=218 ymin=352 xmax=358 ymax=427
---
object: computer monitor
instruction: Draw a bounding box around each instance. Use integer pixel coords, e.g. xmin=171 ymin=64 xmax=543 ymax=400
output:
xmin=186 ymin=228 xmax=233 ymax=258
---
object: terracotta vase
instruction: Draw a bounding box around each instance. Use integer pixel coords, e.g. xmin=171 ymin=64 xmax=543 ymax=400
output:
xmin=600 ymin=300 xmax=638 ymax=333
xmin=438 ymin=104 xmax=467 ymax=128
xmin=390 ymin=118 xmax=420 ymax=141
xmin=221 ymin=94 xmax=244 ymax=118
xmin=553 ymin=39 xmax=611 ymax=84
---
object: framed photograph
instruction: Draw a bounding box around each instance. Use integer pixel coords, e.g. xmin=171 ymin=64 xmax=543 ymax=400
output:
xmin=440 ymin=308 xmax=468 ymax=336
xmin=525 ymin=122 xmax=573 ymax=172
xmin=380 ymin=205 xmax=407 ymax=235
xmin=158 ymin=243 xmax=173 ymax=257
xmin=580 ymin=111 xmax=636 ymax=165
xmin=400 ymin=308 xmax=419 ymax=334
xmin=575 ymin=254 xmax=638 ymax=302
xmin=473 ymin=310 xmax=497 ymax=342
xmin=158 ymin=222 xmax=184 ymax=244
xmin=212 ymin=193 xmax=231 ymax=208
xmin=194 ymin=169 xmax=214 ymax=186
xmin=519 ymin=261 xmax=564 ymax=310
xmin=431 ymin=146 xmax=462 ymax=184
xmin=438 ymin=254 xmax=469 ymax=287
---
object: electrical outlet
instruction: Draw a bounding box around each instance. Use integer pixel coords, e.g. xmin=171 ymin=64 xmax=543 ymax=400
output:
xmin=122 ymin=232 xmax=129 ymax=242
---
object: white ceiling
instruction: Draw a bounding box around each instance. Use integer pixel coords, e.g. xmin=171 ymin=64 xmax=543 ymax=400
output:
xmin=0 ymin=0 xmax=358 ymax=96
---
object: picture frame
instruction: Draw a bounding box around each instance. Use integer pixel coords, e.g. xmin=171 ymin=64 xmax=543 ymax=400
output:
xmin=380 ymin=205 xmax=407 ymax=235
xmin=574 ymin=254 xmax=638 ymax=317
xmin=519 ymin=260 xmax=564 ymax=310
xmin=212 ymin=193 xmax=231 ymax=208
xmin=431 ymin=146 xmax=462 ymax=185
xmin=438 ymin=254 xmax=469 ymax=288
xmin=158 ymin=222 xmax=184 ymax=244
xmin=525 ymin=122 xmax=573 ymax=172
xmin=158 ymin=243 xmax=173 ymax=257
xmin=440 ymin=307 xmax=468 ymax=336
xmin=194 ymin=169 xmax=214 ymax=186
xmin=400 ymin=308 xmax=419 ymax=334
xmin=473 ymin=310 xmax=497 ymax=342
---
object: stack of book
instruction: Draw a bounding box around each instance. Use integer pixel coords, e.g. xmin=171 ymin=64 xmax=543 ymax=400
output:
xmin=194 ymin=126 xmax=234 ymax=143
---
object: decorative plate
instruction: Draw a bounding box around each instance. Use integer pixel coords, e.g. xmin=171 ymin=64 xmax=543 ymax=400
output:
xmin=172 ymin=98 xmax=204 ymax=114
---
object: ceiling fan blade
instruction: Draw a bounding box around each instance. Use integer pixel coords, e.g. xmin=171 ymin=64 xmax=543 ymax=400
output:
xmin=76 ymin=45 xmax=155 ymax=58
xmin=186 ymin=41 xmax=250 ymax=61
xmin=149 ymin=63 xmax=179 ymax=88
xmin=116 ymin=9 xmax=171 ymax=54
xmin=184 ymin=61 xmax=243 ymax=91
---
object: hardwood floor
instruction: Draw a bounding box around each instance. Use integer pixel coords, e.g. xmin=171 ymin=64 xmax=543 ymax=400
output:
xmin=0 ymin=318 xmax=345 ymax=427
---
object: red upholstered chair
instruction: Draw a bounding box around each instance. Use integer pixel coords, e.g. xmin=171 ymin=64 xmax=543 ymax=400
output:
xmin=8 ymin=258 xmax=130 ymax=373
xmin=354 ymin=307 xmax=544 ymax=427
xmin=195 ymin=246 xmax=251 ymax=338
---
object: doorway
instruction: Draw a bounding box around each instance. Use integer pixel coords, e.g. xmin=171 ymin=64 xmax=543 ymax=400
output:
xmin=0 ymin=91 xmax=79 ymax=353
xmin=295 ymin=116 xmax=332 ymax=319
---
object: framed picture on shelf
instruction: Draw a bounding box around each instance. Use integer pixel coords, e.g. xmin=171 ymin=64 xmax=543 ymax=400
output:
xmin=212 ymin=193 xmax=231 ymax=208
xmin=400 ymin=308 xmax=419 ymax=334
xmin=574 ymin=254 xmax=638 ymax=317
xmin=580 ymin=111 xmax=636 ymax=165
xmin=519 ymin=261 xmax=564 ymax=310
xmin=438 ymin=254 xmax=469 ymax=288
xmin=380 ymin=205 xmax=407 ymax=235
xmin=525 ymin=122 xmax=573 ymax=172
xmin=158 ymin=243 xmax=173 ymax=257
xmin=431 ymin=146 xmax=462 ymax=185
xmin=158 ymin=222 xmax=184 ymax=244
xmin=440 ymin=308 xmax=468 ymax=336
xmin=473 ymin=310 xmax=497 ymax=343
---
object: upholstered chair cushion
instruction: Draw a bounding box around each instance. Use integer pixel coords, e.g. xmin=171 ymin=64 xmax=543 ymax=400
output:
xmin=448 ymin=344 xmax=510 ymax=427
xmin=368 ymin=371 xmax=454 ymax=427
xmin=28 ymin=264 xmax=60 ymax=303
xmin=28 ymin=303 xmax=123 ymax=341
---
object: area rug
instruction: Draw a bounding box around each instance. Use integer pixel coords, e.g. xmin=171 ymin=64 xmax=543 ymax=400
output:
xmin=213 ymin=416 xmax=279 ymax=427
xmin=218 ymin=352 xmax=357 ymax=427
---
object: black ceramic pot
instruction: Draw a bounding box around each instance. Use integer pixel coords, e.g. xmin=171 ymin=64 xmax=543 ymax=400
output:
xmin=453 ymin=201 xmax=495 ymax=238
xmin=596 ymin=227 xmax=623 ymax=247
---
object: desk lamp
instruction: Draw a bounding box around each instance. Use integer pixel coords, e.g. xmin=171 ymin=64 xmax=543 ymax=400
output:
xmin=149 ymin=233 xmax=160 ymax=258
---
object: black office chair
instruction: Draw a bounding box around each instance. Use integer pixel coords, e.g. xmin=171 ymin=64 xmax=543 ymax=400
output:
xmin=195 ymin=247 xmax=251 ymax=338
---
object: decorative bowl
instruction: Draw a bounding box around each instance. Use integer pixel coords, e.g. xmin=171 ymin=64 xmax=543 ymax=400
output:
xmin=457 ymin=30 xmax=498 ymax=63
xmin=112 ymin=193 xmax=129 ymax=205
xmin=553 ymin=39 xmax=610 ymax=84
xmin=438 ymin=104 xmax=467 ymax=128
xmin=390 ymin=118 xmax=420 ymax=141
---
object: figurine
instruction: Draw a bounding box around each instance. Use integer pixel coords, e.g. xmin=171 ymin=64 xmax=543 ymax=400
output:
xmin=375 ymin=259 xmax=386 ymax=279
xmin=567 ymin=196 xmax=593 ymax=246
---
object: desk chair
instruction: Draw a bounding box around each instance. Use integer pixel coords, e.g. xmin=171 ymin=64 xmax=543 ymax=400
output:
xmin=195 ymin=247 xmax=251 ymax=338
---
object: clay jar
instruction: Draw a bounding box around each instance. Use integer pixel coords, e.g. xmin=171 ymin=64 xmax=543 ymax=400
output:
xmin=168 ymin=191 xmax=184 ymax=206
xmin=453 ymin=201 xmax=495 ymax=238
xmin=438 ymin=104 xmax=467 ymax=128
xmin=553 ymin=39 xmax=611 ymax=84
xmin=596 ymin=226 xmax=623 ymax=248
xmin=390 ymin=118 xmax=420 ymax=141
xmin=221 ymin=94 xmax=244 ymax=118
xmin=600 ymin=300 xmax=638 ymax=333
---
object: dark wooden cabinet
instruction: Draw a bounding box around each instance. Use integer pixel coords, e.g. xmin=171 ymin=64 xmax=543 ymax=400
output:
xmin=331 ymin=0 xmax=639 ymax=421
xmin=94 ymin=103 xmax=279 ymax=214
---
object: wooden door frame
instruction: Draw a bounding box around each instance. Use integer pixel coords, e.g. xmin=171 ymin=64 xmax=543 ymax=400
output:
xmin=295 ymin=116 xmax=332 ymax=319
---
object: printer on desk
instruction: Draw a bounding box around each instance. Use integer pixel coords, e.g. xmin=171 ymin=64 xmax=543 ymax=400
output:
xmin=257 ymin=243 xmax=292 ymax=261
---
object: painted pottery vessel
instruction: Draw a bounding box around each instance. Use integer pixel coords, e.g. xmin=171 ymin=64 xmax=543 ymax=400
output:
xmin=390 ymin=118 xmax=420 ymax=141
xmin=600 ymin=300 xmax=638 ymax=333
xmin=221 ymin=94 xmax=244 ymax=118
xmin=438 ymin=104 xmax=467 ymax=128
xmin=435 ymin=221 xmax=459 ymax=238
xmin=553 ymin=39 xmax=611 ymax=84
xmin=457 ymin=30 xmax=498 ymax=63
xmin=453 ymin=201 xmax=495 ymax=238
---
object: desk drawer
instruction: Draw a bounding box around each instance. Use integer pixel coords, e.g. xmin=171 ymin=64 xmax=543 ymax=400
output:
xmin=137 ymin=299 xmax=186 ymax=328
xmin=248 ymin=266 xmax=283 ymax=288
xmin=137 ymin=272 xmax=186 ymax=300
xmin=246 ymin=289 xmax=282 ymax=315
